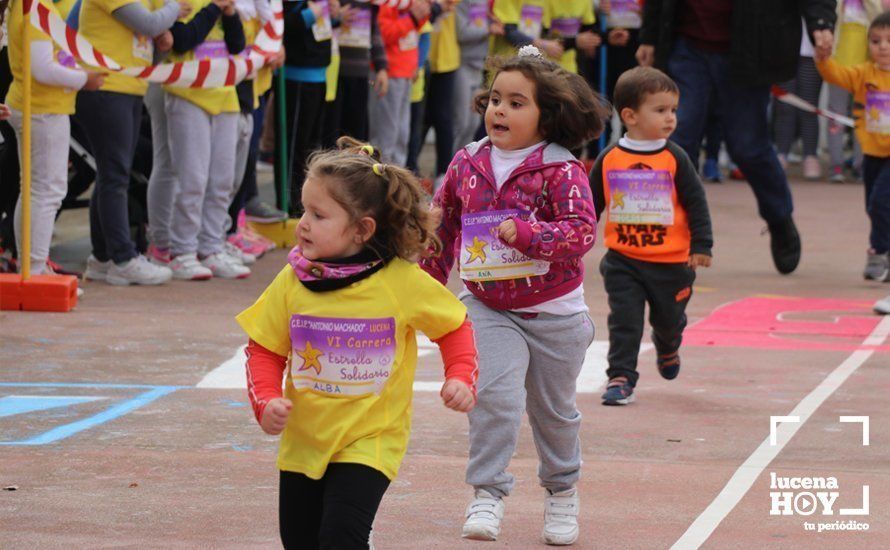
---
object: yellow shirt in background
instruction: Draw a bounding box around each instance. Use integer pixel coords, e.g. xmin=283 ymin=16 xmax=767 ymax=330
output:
xmin=243 ymin=16 xmax=273 ymax=108
xmin=490 ymin=0 xmax=549 ymax=58
xmin=164 ymin=0 xmax=239 ymax=114
xmin=816 ymin=57 xmax=890 ymax=157
xmin=78 ymin=0 xmax=159 ymax=96
xmin=547 ymin=0 xmax=595 ymax=73
xmin=430 ymin=11 xmax=459 ymax=74
xmin=411 ymin=22 xmax=433 ymax=103
xmin=7 ymin=0 xmax=80 ymax=114
xmin=236 ymin=258 xmax=467 ymax=480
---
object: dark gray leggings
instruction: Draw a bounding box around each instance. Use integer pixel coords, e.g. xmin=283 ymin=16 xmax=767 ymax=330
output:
xmin=774 ymin=56 xmax=822 ymax=157
xmin=77 ymin=90 xmax=141 ymax=264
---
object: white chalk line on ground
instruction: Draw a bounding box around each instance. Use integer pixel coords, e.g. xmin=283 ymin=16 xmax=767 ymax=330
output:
xmin=671 ymin=315 xmax=890 ymax=550
xmin=197 ymin=336 xmax=654 ymax=393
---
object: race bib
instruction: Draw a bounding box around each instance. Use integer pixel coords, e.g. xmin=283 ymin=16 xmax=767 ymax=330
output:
xmin=194 ymin=40 xmax=228 ymax=60
xmin=399 ymin=29 xmax=418 ymax=51
xmin=606 ymin=170 xmax=675 ymax=225
xmin=290 ymin=315 xmax=397 ymax=397
xmin=338 ymin=7 xmax=371 ymax=48
xmin=608 ymin=0 xmax=643 ymax=29
xmin=312 ymin=0 xmax=333 ymax=41
xmin=843 ymin=0 xmax=869 ymax=26
xmin=133 ymin=34 xmax=153 ymax=63
xmin=468 ymin=3 xmax=487 ymax=28
xmin=518 ymin=5 xmax=543 ymax=40
xmin=866 ymin=90 xmax=890 ymax=135
xmin=459 ymin=209 xmax=550 ymax=282
xmin=549 ymin=17 xmax=580 ymax=38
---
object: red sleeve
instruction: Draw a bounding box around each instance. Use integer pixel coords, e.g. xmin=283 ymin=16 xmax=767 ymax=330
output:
xmin=432 ymin=318 xmax=478 ymax=396
xmin=245 ymin=339 xmax=287 ymax=423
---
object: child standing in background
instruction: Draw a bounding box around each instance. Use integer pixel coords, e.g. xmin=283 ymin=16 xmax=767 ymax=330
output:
xmin=589 ymin=67 xmax=713 ymax=406
xmin=371 ymin=0 xmax=429 ymax=166
xmin=452 ymin=0 xmax=488 ymax=152
xmin=546 ymin=0 xmax=598 ymax=74
xmin=237 ymin=138 xmax=477 ymax=549
xmin=7 ymin=0 xmax=103 ymax=276
xmin=489 ymin=0 xmax=561 ymax=59
xmin=422 ymin=47 xmax=607 ymax=545
xmin=815 ymin=12 xmax=890 ymax=295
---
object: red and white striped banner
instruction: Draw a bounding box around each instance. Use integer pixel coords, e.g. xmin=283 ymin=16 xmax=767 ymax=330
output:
xmin=26 ymin=0 xmax=414 ymax=88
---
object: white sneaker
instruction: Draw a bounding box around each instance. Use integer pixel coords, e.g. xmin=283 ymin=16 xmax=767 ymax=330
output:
xmin=84 ymin=255 xmax=110 ymax=281
xmin=224 ymin=241 xmax=256 ymax=265
xmin=542 ymin=488 xmax=579 ymax=546
xmin=875 ymin=295 xmax=890 ymax=315
xmin=106 ymin=255 xmax=172 ymax=286
xmin=201 ymin=252 xmax=251 ymax=279
xmin=462 ymin=489 xmax=505 ymax=541
xmin=170 ymin=253 xmax=213 ymax=281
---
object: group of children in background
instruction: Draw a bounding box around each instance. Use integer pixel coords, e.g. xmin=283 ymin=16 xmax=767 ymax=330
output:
xmin=3 ymin=0 xmax=890 ymax=547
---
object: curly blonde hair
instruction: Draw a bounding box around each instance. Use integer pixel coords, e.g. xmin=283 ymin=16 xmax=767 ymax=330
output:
xmin=305 ymin=137 xmax=441 ymax=261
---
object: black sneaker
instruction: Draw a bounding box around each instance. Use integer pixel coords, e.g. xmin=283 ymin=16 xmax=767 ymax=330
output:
xmin=244 ymin=197 xmax=288 ymax=223
xmin=768 ymin=218 xmax=801 ymax=275
xmin=657 ymin=352 xmax=681 ymax=380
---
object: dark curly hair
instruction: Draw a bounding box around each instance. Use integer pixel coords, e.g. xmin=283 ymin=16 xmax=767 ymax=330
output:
xmin=474 ymin=53 xmax=612 ymax=150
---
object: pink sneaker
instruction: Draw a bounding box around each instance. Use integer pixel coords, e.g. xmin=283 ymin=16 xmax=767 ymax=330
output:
xmin=147 ymin=244 xmax=172 ymax=265
xmin=240 ymin=226 xmax=277 ymax=253
xmin=228 ymin=232 xmax=267 ymax=258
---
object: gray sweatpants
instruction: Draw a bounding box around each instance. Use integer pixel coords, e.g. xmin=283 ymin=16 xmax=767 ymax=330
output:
xmin=463 ymin=294 xmax=595 ymax=497
xmin=145 ymin=84 xmax=177 ymax=249
xmin=369 ymin=77 xmax=411 ymax=166
xmin=165 ymin=94 xmax=239 ymax=257
xmin=453 ymin=64 xmax=483 ymax=151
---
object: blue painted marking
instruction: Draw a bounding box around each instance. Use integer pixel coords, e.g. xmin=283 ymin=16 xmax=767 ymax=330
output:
xmin=0 ymin=396 xmax=104 ymax=418
xmin=0 ymin=383 xmax=184 ymax=445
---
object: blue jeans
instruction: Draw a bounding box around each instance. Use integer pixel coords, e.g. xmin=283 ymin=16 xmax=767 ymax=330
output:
xmin=862 ymin=155 xmax=890 ymax=253
xmin=667 ymin=38 xmax=793 ymax=225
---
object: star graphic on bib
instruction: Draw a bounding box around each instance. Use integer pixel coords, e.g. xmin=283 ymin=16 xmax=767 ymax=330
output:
xmin=465 ymin=236 xmax=488 ymax=264
xmin=296 ymin=341 xmax=324 ymax=375
xmin=611 ymin=190 xmax=626 ymax=209
xmin=869 ymin=106 xmax=881 ymax=122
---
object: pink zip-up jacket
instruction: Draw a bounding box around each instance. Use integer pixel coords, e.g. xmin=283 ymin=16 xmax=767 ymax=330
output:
xmin=420 ymin=137 xmax=598 ymax=311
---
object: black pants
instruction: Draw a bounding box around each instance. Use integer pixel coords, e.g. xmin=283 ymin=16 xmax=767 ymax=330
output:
xmin=280 ymin=463 xmax=390 ymax=550
xmin=77 ymin=91 xmax=142 ymax=264
xmin=322 ymin=75 xmax=371 ymax=148
xmin=600 ymin=250 xmax=696 ymax=387
xmin=422 ymin=70 xmax=457 ymax=176
xmin=283 ymin=80 xmax=326 ymax=216
xmin=406 ymin=96 xmax=426 ymax=174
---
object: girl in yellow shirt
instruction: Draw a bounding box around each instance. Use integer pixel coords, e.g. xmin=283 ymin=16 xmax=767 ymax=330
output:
xmin=237 ymin=138 xmax=478 ymax=548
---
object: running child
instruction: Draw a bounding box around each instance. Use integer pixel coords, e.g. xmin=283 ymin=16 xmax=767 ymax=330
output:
xmin=589 ymin=66 xmax=713 ymax=406
xmin=421 ymin=46 xmax=608 ymax=545
xmin=237 ymin=138 xmax=478 ymax=548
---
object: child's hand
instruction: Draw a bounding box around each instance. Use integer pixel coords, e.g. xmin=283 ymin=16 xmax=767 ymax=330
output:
xmin=0 ymin=104 xmax=10 ymax=121
xmin=83 ymin=72 xmax=106 ymax=91
xmin=812 ymin=29 xmax=834 ymax=62
xmin=308 ymin=0 xmax=324 ymax=19
xmin=576 ymin=31 xmax=600 ymax=56
xmin=687 ymin=253 xmax=712 ymax=270
xmin=373 ymin=69 xmax=389 ymax=97
xmin=489 ymin=20 xmax=505 ymax=36
xmin=154 ymin=30 xmax=173 ymax=52
xmin=608 ymin=28 xmax=629 ymax=47
xmin=269 ymin=48 xmax=286 ymax=69
xmin=636 ymin=44 xmax=655 ymax=67
xmin=441 ymin=379 xmax=475 ymax=412
xmin=260 ymin=397 xmax=293 ymax=435
xmin=535 ymin=39 xmax=564 ymax=59
xmin=497 ymin=219 xmax=518 ymax=245
xmin=178 ymin=1 xmax=193 ymax=19
xmin=409 ymin=0 xmax=431 ymax=21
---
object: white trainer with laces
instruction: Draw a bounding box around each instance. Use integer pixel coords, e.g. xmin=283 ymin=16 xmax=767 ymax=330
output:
xmin=84 ymin=254 xmax=110 ymax=281
xmin=462 ymin=489 xmax=505 ymax=541
xmin=224 ymin=241 xmax=256 ymax=265
xmin=874 ymin=295 xmax=890 ymax=315
xmin=201 ymin=252 xmax=251 ymax=279
xmin=106 ymin=255 xmax=172 ymax=286
xmin=170 ymin=253 xmax=213 ymax=281
xmin=543 ymin=488 xmax=579 ymax=546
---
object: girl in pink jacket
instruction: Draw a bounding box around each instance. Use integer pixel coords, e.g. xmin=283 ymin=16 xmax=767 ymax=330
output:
xmin=420 ymin=46 xmax=610 ymax=546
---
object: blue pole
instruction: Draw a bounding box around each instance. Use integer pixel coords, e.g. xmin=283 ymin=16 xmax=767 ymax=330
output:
xmin=598 ymin=13 xmax=608 ymax=152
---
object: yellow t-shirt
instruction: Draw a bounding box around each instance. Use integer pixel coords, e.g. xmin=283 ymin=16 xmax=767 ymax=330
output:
xmin=236 ymin=257 xmax=467 ymax=480
xmin=816 ymin=57 xmax=890 ymax=157
xmin=490 ymin=0 xmax=549 ymax=58
xmin=429 ymin=11 xmax=459 ymax=74
xmin=547 ymin=0 xmax=595 ymax=73
xmin=78 ymin=0 xmax=159 ymax=96
xmin=164 ymin=0 xmax=239 ymax=114
xmin=835 ymin=22 xmax=869 ymax=68
xmin=7 ymin=0 xmax=79 ymax=114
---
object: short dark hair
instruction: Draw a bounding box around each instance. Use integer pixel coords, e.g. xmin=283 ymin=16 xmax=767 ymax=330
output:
xmin=474 ymin=54 xmax=612 ymax=150
xmin=870 ymin=10 xmax=890 ymax=33
xmin=613 ymin=66 xmax=679 ymax=114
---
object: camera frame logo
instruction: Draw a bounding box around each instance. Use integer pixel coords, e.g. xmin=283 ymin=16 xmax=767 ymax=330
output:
xmin=768 ymin=416 xmax=870 ymax=533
